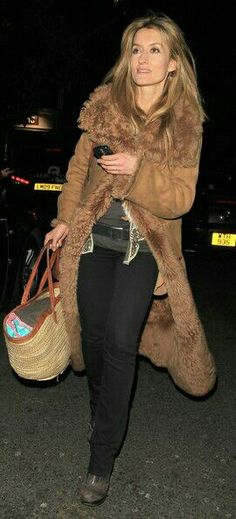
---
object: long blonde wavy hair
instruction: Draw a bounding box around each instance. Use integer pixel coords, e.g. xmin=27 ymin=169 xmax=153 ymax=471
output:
xmin=104 ymin=13 xmax=206 ymax=160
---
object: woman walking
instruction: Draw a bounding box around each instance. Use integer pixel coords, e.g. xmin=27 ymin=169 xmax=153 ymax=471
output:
xmin=45 ymin=13 xmax=216 ymax=506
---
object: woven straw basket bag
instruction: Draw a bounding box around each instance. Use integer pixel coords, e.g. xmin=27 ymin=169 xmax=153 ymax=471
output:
xmin=4 ymin=245 xmax=71 ymax=381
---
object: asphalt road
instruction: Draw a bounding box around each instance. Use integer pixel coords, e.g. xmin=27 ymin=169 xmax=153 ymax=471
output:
xmin=0 ymin=253 xmax=235 ymax=519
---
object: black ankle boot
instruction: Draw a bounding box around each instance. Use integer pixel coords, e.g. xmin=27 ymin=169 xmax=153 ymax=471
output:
xmin=80 ymin=472 xmax=110 ymax=506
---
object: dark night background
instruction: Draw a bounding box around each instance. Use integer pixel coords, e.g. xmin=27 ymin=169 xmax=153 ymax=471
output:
xmin=0 ymin=5 xmax=235 ymax=516
xmin=0 ymin=0 xmax=235 ymax=177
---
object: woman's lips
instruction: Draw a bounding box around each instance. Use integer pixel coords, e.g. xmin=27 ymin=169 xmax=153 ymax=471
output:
xmin=136 ymin=69 xmax=151 ymax=74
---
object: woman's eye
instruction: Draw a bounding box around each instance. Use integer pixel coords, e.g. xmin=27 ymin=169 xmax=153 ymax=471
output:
xmin=132 ymin=46 xmax=160 ymax=55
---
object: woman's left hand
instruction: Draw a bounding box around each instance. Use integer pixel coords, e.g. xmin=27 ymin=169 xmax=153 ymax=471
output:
xmin=97 ymin=152 xmax=139 ymax=176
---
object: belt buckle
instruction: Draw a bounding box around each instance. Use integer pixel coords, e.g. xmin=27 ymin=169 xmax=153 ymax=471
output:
xmin=111 ymin=227 xmax=123 ymax=240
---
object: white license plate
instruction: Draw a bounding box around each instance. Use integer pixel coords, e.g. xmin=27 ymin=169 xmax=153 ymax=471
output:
xmin=34 ymin=183 xmax=63 ymax=191
xmin=211 ymin=232 xmax=236 ymax=247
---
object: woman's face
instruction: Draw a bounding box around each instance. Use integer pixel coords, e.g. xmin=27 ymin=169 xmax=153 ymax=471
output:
xmin=130 ymin=27 xmax=176 ymax=89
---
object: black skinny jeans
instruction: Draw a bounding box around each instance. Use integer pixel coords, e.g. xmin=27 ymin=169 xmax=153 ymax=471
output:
xmin=77 ymin=246 xmax=158 ymax=477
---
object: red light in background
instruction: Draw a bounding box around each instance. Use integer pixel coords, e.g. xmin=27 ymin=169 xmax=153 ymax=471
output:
xmin=46 ymin=147 xmax=62 ymax=152
xmin=11 ymin=175 xmax=30 ymax=185
xmin=216 ymin=199 xmax=236 ymax=205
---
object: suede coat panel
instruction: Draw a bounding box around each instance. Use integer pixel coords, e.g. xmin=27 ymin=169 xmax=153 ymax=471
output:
xmin=58 ymin=85 xmax=216 ymax=397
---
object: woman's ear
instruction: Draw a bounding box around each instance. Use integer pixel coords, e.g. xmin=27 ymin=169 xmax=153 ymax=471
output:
xmin=168 ymin=58 xmax=177 ymax=74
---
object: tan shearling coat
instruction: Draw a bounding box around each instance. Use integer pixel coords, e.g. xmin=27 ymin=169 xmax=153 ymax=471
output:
xmin=55 ymin=84 xmax=216 ymax=397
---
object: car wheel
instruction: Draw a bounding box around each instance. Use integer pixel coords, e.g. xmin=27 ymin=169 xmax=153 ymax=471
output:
xmin=11 ymin=232 xmax=43 ymax=305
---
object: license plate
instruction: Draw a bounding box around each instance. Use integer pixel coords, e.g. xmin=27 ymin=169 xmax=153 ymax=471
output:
xmin=211 ymin=232 xmax=236 ymax=247
xmin=34 ymin=183 xmax=63 ymax=191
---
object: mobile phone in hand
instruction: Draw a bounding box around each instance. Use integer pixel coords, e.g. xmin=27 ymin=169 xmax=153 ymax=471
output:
xmin=93 ymin=145 xmax=113 ymax=159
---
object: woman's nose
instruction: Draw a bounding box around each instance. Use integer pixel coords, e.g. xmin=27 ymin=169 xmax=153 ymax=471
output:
xmin=138 ymin=50 xmax=149 ymax=63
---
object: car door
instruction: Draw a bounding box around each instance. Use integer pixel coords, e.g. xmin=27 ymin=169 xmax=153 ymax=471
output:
xmin=0 ymin=194 xmax=10 ymax=306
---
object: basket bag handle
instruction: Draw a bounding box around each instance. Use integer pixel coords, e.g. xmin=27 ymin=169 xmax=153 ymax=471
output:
xmin=21 ymin=244 xmax=60 ymax=320
xmin=36 ymin=246 xmax=60 ymax=294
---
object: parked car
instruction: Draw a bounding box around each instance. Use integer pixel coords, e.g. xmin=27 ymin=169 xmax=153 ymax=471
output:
xmin=182 ymin=173 xmax=236 ymax=254
xmin=0 ymin=123 xmax=74 ymax=309
xmin=0 ymin=172 xmax=65 ymax=309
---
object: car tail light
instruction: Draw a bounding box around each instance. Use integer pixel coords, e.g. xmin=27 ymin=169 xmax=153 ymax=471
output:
xmin=45 ymin=147 xmax=63 ymax=152
xmin=216 ymin=199 xmax=236 ymax=205
xmin=11 ymin=175 xmax=31 ymax=185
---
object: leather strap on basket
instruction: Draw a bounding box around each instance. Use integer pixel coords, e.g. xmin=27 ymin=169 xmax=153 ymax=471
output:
xmin=37 ymin=248 xmax=59 ymax=294
xmin=21 ymin=245 xmax=60 ymax=322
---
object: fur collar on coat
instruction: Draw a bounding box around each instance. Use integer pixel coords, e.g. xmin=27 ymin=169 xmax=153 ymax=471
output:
xmin=78 ymin=83 xmax=202 ymax=167
xmin=59 ymin=85 xmax=216 ymax=397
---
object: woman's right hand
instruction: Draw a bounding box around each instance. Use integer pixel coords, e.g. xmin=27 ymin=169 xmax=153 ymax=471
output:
xmin=44 ymin=223 xmax=69 ymax=251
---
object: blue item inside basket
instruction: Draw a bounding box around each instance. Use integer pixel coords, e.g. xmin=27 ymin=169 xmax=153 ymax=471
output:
xmin=5 ymin=312 xmax=33 ymax=338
